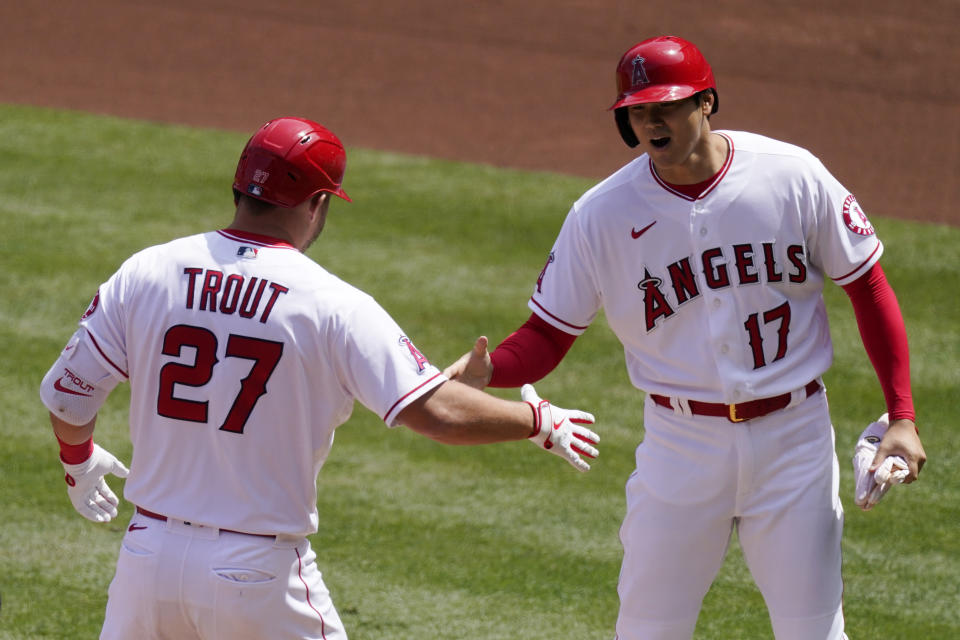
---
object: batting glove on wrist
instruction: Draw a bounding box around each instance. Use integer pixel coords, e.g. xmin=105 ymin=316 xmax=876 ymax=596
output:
xmin=61 ymin=443 xmax=130 ymax=522
xmin=853 ymin=413 xmax=909 ymax=511
xmin=521 ymin=384 xmax=599 ymax=472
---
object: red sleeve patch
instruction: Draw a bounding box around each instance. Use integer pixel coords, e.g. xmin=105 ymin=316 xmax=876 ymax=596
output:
xmin=843 ymin=195 xmax=875 ymax=236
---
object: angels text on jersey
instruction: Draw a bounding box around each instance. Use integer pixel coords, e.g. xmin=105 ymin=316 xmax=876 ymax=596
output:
xmin=635 ymin=240 xmax=807 ymax=332
xmin=542 ymin=239 xmax=808 ymax=335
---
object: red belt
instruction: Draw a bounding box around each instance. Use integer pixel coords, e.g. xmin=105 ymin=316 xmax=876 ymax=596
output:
xmin=650 ymin=380 xmax=821 ymax=423
xmin=135 ymin=506 xmax=275 ymax=539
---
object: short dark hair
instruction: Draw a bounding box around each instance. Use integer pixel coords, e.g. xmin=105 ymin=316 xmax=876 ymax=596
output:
xmin=696 ymin=89 xmax=719 ymax=116
xmin=234 ymin=191 xmax=277 ymax=215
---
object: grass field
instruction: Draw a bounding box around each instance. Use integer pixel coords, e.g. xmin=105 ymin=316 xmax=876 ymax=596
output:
xmin=1 ymin=104 xmax=957 ymax=639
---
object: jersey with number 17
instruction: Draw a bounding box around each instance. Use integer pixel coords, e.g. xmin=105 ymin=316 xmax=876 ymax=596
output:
xmin=78 ymin=229 xmax=445 ymax=537
xmin=531 ymin=131 xmax=882 ymax=405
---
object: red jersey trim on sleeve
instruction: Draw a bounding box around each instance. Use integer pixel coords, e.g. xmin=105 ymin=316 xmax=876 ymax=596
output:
xmin=383 ymin=372 xmax=446 ymax=424
xmin=831 ymin=240 xmax=882 ymax=283
xmin=86 ymin=332 xmax=129 ymax=379
xmin=528 ymin=298 xmax=589 ymax=332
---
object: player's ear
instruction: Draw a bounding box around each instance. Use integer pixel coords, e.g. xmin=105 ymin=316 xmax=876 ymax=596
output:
xmin=698 ymin=90 xmax=713 ymax=115
xmin=308 ymin=192 xmax=329 ymax=217
xmin=699 ymin=89 xmax=718 ymax=118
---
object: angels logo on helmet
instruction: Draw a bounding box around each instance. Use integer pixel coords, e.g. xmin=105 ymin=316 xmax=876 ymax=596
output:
xmin=631 ymin=55 xmax=650 ymax=88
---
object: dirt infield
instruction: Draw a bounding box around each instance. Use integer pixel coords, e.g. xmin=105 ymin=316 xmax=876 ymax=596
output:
xmin=2 ymin=1 xmax=957 ymax=225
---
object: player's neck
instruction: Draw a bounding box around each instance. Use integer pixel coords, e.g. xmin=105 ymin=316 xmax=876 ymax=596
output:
xmin=652 ymin=131 xmax=728 ymax=185
xmin=228 ymin=199 xmax=318 ymax=251
xmin=227 ymin=213 xmax=301 ymax=250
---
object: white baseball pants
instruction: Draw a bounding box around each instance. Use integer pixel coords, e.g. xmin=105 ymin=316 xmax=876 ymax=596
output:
xmin=100 ymin=512 xmax=347 ymax=639
xmin=615 ymin=389 xmax=847 ymax=640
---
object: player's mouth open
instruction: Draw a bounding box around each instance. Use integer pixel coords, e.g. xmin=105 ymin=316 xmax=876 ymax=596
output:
xmin=650 ymin=137 xmax=670 ymax=148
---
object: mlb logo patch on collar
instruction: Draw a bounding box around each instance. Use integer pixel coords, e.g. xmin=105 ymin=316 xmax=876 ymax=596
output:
xmin=237 ymin=246 xmax=259 ymax=260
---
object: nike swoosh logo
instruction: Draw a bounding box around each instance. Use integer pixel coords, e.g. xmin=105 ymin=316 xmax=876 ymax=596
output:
xmin=128 ymin=524 xmax=148 ymax=532
xmin=631 ymin=221 xmax=657 ymax=239
xmin=54 ymin=378 xmax=93 ymax=397
xmin=553 ymin=420 xmax=564 ymax=430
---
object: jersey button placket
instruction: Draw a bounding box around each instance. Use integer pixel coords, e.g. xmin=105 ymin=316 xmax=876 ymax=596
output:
xmin=694 ymin=203 xmax=736 ymax=400
xmin=696 ymin=201 xmax=708 ymax=238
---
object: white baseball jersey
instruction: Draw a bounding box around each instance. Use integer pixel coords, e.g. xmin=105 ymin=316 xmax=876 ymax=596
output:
xmin=531 ymin=130 xmax=882 ymax=403
xmin=76 ymin=229 xmax=445 ymax=536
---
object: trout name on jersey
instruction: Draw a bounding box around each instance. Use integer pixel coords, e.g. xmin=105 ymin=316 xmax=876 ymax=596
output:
xmin=183 ymin=268 xmax=289 ymax=323
xmin=638 ymin=241 xmax=807 ymax=331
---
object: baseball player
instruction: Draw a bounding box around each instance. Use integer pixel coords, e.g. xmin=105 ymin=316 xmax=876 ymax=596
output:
xmin=39 ymin=117 xmax=599 ymax=640
xmin=445 ymin=36 xmax=927 ymax=639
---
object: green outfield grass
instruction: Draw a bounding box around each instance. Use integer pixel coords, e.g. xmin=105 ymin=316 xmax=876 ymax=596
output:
xmin=1 ymin=104 xmax=956 ymax=639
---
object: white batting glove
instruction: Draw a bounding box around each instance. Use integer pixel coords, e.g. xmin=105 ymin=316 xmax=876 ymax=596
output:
xmin=853 ymin=414 xmax=909 ymax=511
xmin=61 ymin=444 xmax=130 ymax=522
xmin=521 ymin=384 xmax=599 ymax=472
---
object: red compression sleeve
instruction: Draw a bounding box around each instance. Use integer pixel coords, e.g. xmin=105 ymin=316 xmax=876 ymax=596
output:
xmin=489 ymin=313 xmax=577 ymax=388
xmin=841 ymin=263 xmax=915 ymax=421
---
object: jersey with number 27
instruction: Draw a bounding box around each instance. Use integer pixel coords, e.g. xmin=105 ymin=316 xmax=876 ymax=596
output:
xmin=79 ymin=229 xmax=445 ymax=536
xmin=531 ymin=131 xmax=882 ymax=404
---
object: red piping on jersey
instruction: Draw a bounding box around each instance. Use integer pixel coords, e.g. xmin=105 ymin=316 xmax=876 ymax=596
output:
xmin=217 ymin=229 xmax=297 ymax=249
xmin=831 ymin=241 xmax=881 ymax=282
xmin=86 ymin=332 xmax=129 ymax=379
xmin=296 ymin=547 xmax=328 ymax=638
xmin=648 ymin=132 xmax=734 ymax=201
xmin=383 ymin=372 xmax=444 ymax=423
xmin=528 ymin=298 xmax=589 ymax=332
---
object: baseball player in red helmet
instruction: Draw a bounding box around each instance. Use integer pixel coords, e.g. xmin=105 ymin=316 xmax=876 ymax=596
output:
xmin=40 ymin=116 xmax=599 ymax=639
xmin=445 ymin=36 xmax=927 ymax=639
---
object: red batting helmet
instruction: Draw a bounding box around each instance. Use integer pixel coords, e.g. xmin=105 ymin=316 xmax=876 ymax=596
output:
xmin=610 ymin=36 xmax=718 ymax=147
xmin=233 ymin=117 xmax=351 ymax=207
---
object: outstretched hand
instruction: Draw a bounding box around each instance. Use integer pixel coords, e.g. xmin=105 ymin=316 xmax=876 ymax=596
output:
xmin=443 ymin=336 xmax=493 ymax=390
xmin=522 ymin=384 xmax=599 ymax=472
